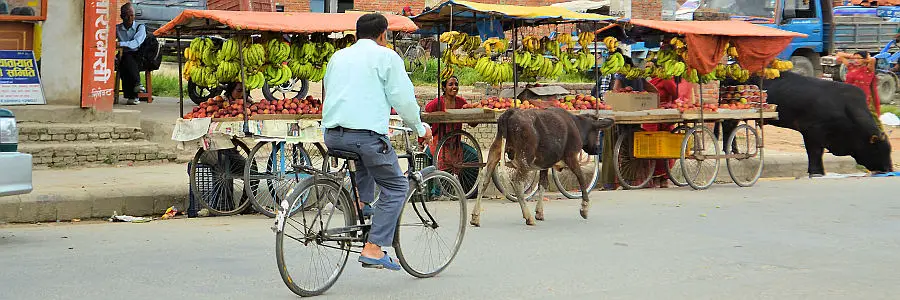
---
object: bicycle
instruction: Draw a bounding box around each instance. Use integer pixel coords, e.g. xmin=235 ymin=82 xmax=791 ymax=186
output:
xmin=272 ymin=126 xmax=467 ymax=297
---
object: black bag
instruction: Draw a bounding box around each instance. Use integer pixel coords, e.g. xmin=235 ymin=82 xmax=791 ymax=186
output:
xmin=137 ymin=24 xmax=162 ymax=71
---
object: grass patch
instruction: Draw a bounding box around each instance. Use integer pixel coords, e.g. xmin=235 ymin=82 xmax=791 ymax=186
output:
xmin=883 ymin=104 xmax=899 ymax=117
xmin=407 ymin=58 xmax=595 ymax=86
xmin=140 ymin=73 xmax=187 ymax=98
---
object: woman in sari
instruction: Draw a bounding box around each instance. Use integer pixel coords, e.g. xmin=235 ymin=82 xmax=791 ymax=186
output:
xmin=424 ymin=76 xmax=479 ymax=193
xmin=837 ymin=51 xmax=882 ymax=119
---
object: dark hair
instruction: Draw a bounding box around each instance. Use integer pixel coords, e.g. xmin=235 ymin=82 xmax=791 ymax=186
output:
xmin=10 ymin=6 xmax=35 ymax=16
xmin=225 ymin=82 xmax=242 ymax=98
xmin=441 ymin=76 xmax=458 ymax=90
xmin=854 ymin=51 xmax=869 ymax=59
xmin=356 ymin=13 xmax=388 ymax=40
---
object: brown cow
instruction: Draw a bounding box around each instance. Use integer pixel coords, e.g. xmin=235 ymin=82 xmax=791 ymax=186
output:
xmin=470 ymin=107 xmax=614 ymax=226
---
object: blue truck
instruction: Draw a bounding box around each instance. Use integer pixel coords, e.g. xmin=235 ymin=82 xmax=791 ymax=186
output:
xmin=693 ymin=0 xmax=900 ymax=103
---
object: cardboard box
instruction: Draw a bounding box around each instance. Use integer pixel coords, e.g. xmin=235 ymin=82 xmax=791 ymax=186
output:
xmin=604 ymin=92 xmax=659 ymax=111
xmin=500 ymin=85 xmax=570 ymax=101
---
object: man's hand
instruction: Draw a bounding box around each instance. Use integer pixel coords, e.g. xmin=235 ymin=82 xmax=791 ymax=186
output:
xmin=422 ymin=126 xmax=433 ymax=142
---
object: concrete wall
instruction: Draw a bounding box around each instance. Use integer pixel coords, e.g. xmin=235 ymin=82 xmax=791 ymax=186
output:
xmin=40 ymin=0 xmax=84 ymax=106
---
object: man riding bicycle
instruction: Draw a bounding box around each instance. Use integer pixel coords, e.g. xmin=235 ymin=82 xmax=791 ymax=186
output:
xmin=321 ymin=13 xmax=432 ymax=271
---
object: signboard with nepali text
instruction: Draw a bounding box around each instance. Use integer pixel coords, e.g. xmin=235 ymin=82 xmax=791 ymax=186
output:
xmin=0 ymin=50 xmax=45 ymax=105
xmin=81 ymin=0 xmax=117 ymax=112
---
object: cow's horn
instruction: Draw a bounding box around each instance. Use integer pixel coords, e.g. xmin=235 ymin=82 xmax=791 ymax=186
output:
xmin=870 ymin=135 xmax=879 ymax=144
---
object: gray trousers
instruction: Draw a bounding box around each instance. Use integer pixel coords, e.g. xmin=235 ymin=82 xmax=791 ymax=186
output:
xmin=324 ymin=128 xmax=408 ymax=247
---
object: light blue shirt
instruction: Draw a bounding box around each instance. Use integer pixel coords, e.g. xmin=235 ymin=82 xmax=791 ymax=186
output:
xmin=116 ymin=22 xmax=146 ymax=52
xmin=322 ymin=39 xmax=426 ymax=137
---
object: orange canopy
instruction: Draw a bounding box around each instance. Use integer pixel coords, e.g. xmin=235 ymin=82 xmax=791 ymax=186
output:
xmin=154 ymin=10 xmax=419 ymax=36
xmin=606 ymin=19 xmax=807 ymax=74
xmin=626 ymin=19 xmax=806 ymax=38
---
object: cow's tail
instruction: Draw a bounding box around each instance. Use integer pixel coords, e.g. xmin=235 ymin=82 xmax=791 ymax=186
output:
xmin=495 ymin=109 xmax=513 ymax=141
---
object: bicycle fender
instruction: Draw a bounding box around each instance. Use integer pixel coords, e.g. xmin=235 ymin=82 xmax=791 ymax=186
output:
xmin=419 ymin=166 xmax=437 ymax=176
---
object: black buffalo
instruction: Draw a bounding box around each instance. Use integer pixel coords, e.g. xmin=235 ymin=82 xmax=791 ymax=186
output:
xmin=724 ymin=71 xmax=892 ymax=176
xmin=470 ymin=108 xmax=613 ymax=226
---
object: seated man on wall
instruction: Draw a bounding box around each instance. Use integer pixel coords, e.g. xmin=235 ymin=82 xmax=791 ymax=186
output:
xmin=116 ymin=2 xmax=147 ymax=105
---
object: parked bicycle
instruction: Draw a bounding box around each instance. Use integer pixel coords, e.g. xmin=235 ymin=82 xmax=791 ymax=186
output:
xmin=272 ymin=125 xmax=467 ymax=297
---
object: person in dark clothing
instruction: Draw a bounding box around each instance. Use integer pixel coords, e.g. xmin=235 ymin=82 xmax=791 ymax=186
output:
xmin=116 ymin=3 xmax=146 ymax=105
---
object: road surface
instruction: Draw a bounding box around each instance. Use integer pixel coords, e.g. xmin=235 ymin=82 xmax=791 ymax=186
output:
xmin=2 ymin=177 xmax=899 ymax=299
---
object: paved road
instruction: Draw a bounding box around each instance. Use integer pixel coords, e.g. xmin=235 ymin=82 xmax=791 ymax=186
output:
xmin=2 ymin=178 xmax=899 ymax=300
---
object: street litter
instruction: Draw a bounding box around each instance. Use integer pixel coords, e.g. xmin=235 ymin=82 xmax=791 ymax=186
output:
xmin=161 ymin=206 xmax=178 ymax=220
xmin=109 ymin=211 xmax=151 ymax=223
xmin=811 ymin=173 xmax=867 ymax=179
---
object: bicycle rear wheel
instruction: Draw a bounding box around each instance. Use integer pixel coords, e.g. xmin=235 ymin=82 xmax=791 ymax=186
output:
xmin=394 ymin=170 xmax=467 ymax=278
xmin=275 ymin=177 xmax=355 ymax=297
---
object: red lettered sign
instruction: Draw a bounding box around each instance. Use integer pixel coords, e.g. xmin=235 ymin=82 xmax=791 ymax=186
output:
xmin=81 ymin=0 xmax=117 ymax=111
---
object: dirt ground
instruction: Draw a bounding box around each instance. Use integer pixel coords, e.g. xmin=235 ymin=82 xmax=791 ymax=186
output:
xmin=763 ymin=125 xmax=900 ymax=170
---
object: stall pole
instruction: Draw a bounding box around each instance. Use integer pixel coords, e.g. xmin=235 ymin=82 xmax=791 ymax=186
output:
xmin=758 ymin=76 xmax=765 ymax=149
xmin=237 ymin=32 xmax=250 ymax=136
xmin=176 ymin=28 xmax=184 ymax=117
xmin=512 ymin=20 xmax=518 ymax=108
xmin=592 ymin=22 xmax=599 ymax=114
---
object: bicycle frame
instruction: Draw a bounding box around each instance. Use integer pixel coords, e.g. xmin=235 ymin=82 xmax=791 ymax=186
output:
xmin=273 ymin=126 xmax=441 ymax=248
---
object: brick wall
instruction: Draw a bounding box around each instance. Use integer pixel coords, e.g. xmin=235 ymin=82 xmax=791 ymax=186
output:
xmin=279 ymin=0 xmax=575 ymax=14
xmin=631 ymin=0 xmax=662 ymax=20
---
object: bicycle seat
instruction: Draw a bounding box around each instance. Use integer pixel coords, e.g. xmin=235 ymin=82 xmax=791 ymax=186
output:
xmin=327 ymin=149 xmax=361 ymax=161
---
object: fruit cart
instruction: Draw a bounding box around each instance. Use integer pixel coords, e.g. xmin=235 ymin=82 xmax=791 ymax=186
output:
xmin=155 ymin=10 xmax=419 ymax=217
xmin=594 ymin=19 xmax=806 ymax=190
xmin=412 ymin=0 xmax=616 ymax=201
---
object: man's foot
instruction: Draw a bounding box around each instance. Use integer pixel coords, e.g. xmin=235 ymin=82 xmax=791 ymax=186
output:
xmin=125 ymin=98 xmax=138 ymax=105
xmin=359 ymin=243 xmax=400 ymax=271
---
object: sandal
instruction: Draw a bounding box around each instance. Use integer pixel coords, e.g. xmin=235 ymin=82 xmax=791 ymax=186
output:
xmin=358 ymin=251 xmax=401 ymax=271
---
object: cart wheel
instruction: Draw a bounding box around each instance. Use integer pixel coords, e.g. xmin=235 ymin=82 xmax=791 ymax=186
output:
xmin=680 ymin=125 xmax=720 ymax=190
xmin=665 ymin=125 xmax=691 ymax=187
xmin=188 ymin=80 xmax=224 ymax=105
xmin=725 ymin=124 xmax=763 ymax=187
xmin=492 ymin=165 xmax=539 ymax=202
xmin=491 ymin=142 xmax=539 ymax=202
xmin=189 ymin=138 xmax=252 ymax=216
xmin=551 ymin=131 xmax=601 ymax=199
xmin=613 ymin=129 xmax=655 ymax=189
xmin=433 ymin=130 xmax=484 ymax=199
xmin=245 ymin=142 xmax=323 ymax=218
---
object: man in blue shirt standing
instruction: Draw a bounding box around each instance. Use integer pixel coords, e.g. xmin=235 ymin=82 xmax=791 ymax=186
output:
xmin=322 ymin=13 xmax=432 ymax=271
xmin=116 ymin=3 xmax=146 ymax=105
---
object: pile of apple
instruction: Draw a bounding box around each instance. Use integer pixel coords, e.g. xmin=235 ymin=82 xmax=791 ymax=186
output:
xmin=462 ymin=97 xmax=537 ymax=110
xmin=182 ymin=95 xmax=323 ymax=119
xmin=720 ymin=85 xmax=767 ymax=103
xmin=660 ymin=97 xmax=719 ymax=113
xmin=553 ymin=94 xmax=612 ymax=110
xmin=184 ymin=95 xmax=246 ymax=119
xmin=248 ymin=96 xmax=322 ymax=116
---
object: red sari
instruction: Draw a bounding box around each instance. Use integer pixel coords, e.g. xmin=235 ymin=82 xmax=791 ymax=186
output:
xmin=424 ymin=96 xmax=468 ymax=160
xmin=645 ymin=78 xmax=681 ymax=186
xmin=844 ymin=62 xmax=882 ymax=116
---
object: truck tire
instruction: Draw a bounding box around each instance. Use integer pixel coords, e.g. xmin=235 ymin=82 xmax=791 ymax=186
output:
xmin=790 ymin=55 xmax=816 ymax=78
xmin=877 ymin=72 xmax=897 ymax=104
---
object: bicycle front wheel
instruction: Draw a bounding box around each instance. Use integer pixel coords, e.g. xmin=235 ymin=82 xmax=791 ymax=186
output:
xmin=394 ymin=170 xmax=467 ymax=278
xmin=276 ymin=177 xmax=354 ymax=297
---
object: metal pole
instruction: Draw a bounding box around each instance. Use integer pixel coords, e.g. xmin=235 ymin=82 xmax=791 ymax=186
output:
xmin=237 ymin=32 xmax=250 ymax=136
xmin=758 ymin=76 xmax=765 ymax=148
xmin=592 ymin=22 xmax=599 ymax=114
xmin=512 ymin=21 xmax=518 ymax=108
xmin=177 ymin=28 xmax=184 ymax=117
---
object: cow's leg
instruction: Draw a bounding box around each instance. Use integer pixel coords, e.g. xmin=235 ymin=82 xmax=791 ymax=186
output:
xmin=471 ymin=139 xmax=503 ymax=227
xmin=802 ymin=134 xmax=826 ymax=177
xmin=564 ymin=154 xmax=592 ymax=219
xmin=535 ymin=169 xmax=549 ymax=221
xmin=514 ymin=171 xmax=536 ymax=226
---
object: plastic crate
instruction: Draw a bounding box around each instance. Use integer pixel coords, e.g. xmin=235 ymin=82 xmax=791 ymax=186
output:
xmin=633 ymin=131 xmax=691 ymax=159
